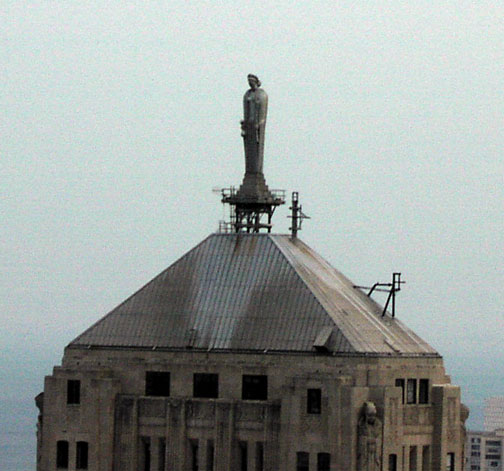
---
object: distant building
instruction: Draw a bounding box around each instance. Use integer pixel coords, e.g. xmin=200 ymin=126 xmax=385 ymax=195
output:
xmin=466 ymin=429 xmax=504 ymax=471
xmin=485 ymin=397 xmax=504 ymax=432
xmin=36 ymin=76 xmax=468 ymax=471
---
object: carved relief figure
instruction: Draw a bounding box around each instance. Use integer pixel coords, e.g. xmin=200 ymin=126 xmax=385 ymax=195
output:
xmin=357 ymin=401 xmax=383 ymax=471
xmin=241 ymin=74 xmax=268 ymax=175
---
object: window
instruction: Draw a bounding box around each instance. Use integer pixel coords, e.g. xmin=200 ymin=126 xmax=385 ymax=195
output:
xmin=190 ymin=440 xmax=199 ymax=471
xmin=67 ymin=380 xmax=80 ymax=404
xmin=407 ymin=379 xmax=417 ymax=404
xmin=242 ymin=375 xmax=267 ymax=400
xmin=56 ymin=440 xmax=69 ymax=469
xmin=409 ymin=446 xmax=417 ymax=471
xmin=485 ymin=454 xmax=501 ymax=460
xmin=307 ymin=389 xmax=322 ymax=414
xmin=296 ymin=452 xmax=309 ymax=471
xmin=395 ymin=379 xmax=405 ymax=404
xmin=472 ymin=445 xmax=481 ymax=450
xmin=158 ymin=438 xmax=166 ymax=471
xmin=141 ymin=437 xmax=151 ymax=471
xmin=239 ymin=441 xmax=248 ymax=471
xmin=207 ymin=440 xmax=214 ymax=471
xmin=446 ymin=452 xmax=455 ymax=471
xmin=193 ymin=373 xmax=219 ymax=398
xmin=487 ymin=441 xmax=501 ymax=446
xmin=419 ymin=379 xmax=429 ymax=404
xmin=255 ymin=442 xmax=264 ymax=471
xmin=471 ymin=452 xmax=480 ymax=457
xmin=145 ymin=372 xmax=170 ymax=397
xmin=317 ymin=453 xmax=330 ymax=471
xmin=388 ymin=454 xmax=397 ymax=471
xmin=76 ymin=441 xmax=89 ymax=469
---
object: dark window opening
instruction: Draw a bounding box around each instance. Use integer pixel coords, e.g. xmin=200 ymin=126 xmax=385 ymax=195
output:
xmin=307 ymin=389 xmax=322 ymax=414
xmin=388 ymin=454 xmax=397 ymax=471
xmin=67 ymin=380 xmax=80 ymax=405
xmin=395 ymin=379 xmax=405 ymax=404
xmin=242 ymin=375 xmax=268 ymax=401
xmin=239 ymin=441 xmax=248 ymax=471
xmin=158 ymin=438 xmax=166 ymax=471
xmin=446 ymin=452 xmax=455 ymax=471
xmin=296 ymin=452 xmax=309 ymax=471
xmin=190 ymin=439 xmax=199 ymax=471
xmin=207 ymin=440 xmax=214 ymax=471
xmin=76 ymin=441 xmax=89 ymax=469
xmin=145 ymin=372 xmax=170 ymax=397
xmin=140 ymin=437 xmax=150 ymax=471
xmin=407 ymin=379 xmax=417 ymax=404
xmin=255 ymin=442 xmax=264 ymax=471
xmin=419 ymin=379 xmax=429 ymax=404
xmin=422 ymin=446 xmax=430 ymax=470
xmin=56 ymin=440 xmax=69 ymax=469
xmin=317 ymin=453 xmax=330 ymax=471
xmin=409 ymin=446 xmax=417 ymax=471
xmin=193 ymin=373 xmax=219 ymax=398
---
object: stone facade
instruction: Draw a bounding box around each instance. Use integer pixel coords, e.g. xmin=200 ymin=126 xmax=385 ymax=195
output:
xmin=37 ymin=348 xmax=466 ymax=471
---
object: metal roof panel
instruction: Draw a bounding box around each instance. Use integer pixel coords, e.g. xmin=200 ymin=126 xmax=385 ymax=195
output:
xmin=70 ymin=233 xmax=437 ymax=355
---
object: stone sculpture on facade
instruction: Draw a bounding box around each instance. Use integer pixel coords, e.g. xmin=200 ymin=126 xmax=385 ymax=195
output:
xmin=357 ymin=401 xmax=383 ymax=471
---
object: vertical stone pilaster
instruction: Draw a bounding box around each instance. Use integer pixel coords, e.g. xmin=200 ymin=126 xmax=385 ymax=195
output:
xmin=164 ymin=402 xmax=171 ymax=471
xmin=166 ymin=400 xmax=186 ymax=471
xmin=215 ymin=402 xmax=234 ymax=471
xmin=278 ymin=384 xmax=293 ymax=471
xmin=198 ymin=438 xmax=206 ymax=471
xmin=264 ymin=404 xmax=279 ymax=471
xmin=151 ymin=437 xmax=159 ymax=471
xmin=431 ymin=385 xmax=462 ymax=471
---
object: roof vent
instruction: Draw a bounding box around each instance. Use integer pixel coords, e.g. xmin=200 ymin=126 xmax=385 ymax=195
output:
xmin=313 ymin=327 xmax=334 ymax=353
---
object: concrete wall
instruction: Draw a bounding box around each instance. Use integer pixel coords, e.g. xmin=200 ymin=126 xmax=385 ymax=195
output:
xmin=37 ymin=348 xmax=465 ymax=471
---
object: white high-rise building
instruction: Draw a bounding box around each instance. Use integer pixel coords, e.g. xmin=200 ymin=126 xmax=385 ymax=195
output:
xmin=485 ymin=397 xmax=504 ymax=433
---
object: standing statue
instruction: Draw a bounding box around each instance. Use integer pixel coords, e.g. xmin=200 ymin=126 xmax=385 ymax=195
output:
xmin=357 ymin=402 xmax=383 ymax=471
xmin=241 ymin=74 xmax=268 ymax=175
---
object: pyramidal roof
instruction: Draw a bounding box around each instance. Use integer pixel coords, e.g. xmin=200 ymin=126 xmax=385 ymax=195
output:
xmin=70 ymin=233 xmax=437 ymax=356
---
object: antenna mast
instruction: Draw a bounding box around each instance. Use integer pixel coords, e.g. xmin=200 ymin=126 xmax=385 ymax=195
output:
xmin=288 ymin=191 xmax=310 ymax=238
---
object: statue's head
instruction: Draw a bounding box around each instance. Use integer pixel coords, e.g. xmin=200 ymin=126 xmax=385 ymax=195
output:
xmin=364 ymin=401 xmax=377 ymax=425
xmin=248 ymin=74 xmax=261 ymax=89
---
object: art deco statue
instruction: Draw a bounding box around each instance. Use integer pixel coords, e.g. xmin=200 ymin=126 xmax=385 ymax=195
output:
xmin=357 ymin=402 xmax=383 ymax=471
xmin=241 ymin=74 xmax=268 ymax=175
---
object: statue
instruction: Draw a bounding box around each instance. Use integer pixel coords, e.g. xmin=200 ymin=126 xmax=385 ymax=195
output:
xmin=241 ymin=74 xmax=268 ymax=175
xmin=357 ymin=402 xmax=383 ymax=471
xmin=223 ymin=74 xmax=283 ymax=232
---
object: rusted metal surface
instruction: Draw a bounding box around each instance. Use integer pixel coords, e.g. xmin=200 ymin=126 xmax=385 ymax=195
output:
xmin=70 ymin=234 xmax=437 ymax=356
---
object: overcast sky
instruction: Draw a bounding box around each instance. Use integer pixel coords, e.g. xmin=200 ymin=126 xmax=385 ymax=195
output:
xmin=2 ymin=2 xmax=503 ymax=465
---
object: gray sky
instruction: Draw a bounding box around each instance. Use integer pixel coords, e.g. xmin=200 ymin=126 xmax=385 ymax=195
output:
xmin=2 ymin=3 xmax=503 ymax=460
